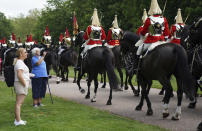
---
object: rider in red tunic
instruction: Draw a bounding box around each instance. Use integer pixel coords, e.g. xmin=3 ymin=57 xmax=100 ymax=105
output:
xmin=81 ymin=8 xmax=106 ymax=58
xmin=137 ymin=9 xmax=148 ymax=36
xmin=168 ymin=9 xmax=184 ymax=45
xmin=106 ymin=15 xmax=122 ymax=48
xmin=136 ymin=0 xmax=170 ymax=56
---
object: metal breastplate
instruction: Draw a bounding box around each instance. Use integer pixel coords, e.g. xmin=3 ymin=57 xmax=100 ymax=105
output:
xmin=90 ymin=30 xmax=101 ymax=40
xmin=175 ymin=24 xmax=184 ymax=39
xmin=149 ymin=16 xmax=165 ymax=36
xmin=90 ymin=26 xmax=102 ymax=40
xmin=111 ymin=29 xmax=121 ymax=40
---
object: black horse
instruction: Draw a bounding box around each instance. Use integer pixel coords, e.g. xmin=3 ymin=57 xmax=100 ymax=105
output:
xmin=75 ymin=31 xmax=119 ymax=105
xmin=42 ymin=47 xmax=60 ymax=84
xmin=120 ymin=31 xmax=196 ymax=120
xmin=120 ymin=31 xmax=141 ymax=96
xmin=180 ymin=18 xmax=202 ymax=106
xmin=59 ymin=47 xmax=78 ymax=83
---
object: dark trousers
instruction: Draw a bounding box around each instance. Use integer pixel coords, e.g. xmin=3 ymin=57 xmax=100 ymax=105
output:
xmin=31 ymin=77 xmax=47 ymax=99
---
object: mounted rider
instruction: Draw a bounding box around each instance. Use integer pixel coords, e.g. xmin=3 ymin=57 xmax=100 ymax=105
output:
xmin=105 ymin=15 xmax=122 ymax=48
xmin=136 ymin=0 xmax=170 ymax=57
xmin=1 ymin=37 xmax=7 ymax=48
xmin=137 ymin=9 xmax=148 ymax=36
xmin=8 ymin=32 xmax=17 ymax=48
xmin=80 ymin=8 xmax=106 ymax=58
xmin=64 ymin=28 xmax=71 ymax=48
xmin=43 ymin=26 xmax=52 ymax=48
xmin=168 ymin=9 xmax=184 ymax=45
xmin=17 ymin=37 xmax=23 ymax=48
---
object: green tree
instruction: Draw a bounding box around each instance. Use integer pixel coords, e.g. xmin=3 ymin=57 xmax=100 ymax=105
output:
xmin=0 ymin=12 xmax=13 ymax=40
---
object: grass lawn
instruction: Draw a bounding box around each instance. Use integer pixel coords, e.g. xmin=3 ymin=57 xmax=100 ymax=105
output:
xmin=0 ymin=81 xmax=169 ymax=131
xmin=54 ymin=67 xmax=202 ymax=94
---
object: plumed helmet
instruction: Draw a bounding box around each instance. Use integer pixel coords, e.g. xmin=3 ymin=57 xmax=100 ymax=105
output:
xmin=142 ymin=9 xmax=148 ymax=24
xmin=112 ymin=15 xmax=119 ymax=28
xmin=91 ymin=8 xmax=100 ymax=26
xmin=175 ymin=8 xmax=183 ymax=24
xmin=148 ymin=0 xmax=162 ymax=15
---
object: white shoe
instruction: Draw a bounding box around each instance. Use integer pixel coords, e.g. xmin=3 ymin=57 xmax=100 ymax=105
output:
xmin=14 ymin=119 xmax=26 ymax=126
xmin=33 ymin=104 xmax=39 ymax=108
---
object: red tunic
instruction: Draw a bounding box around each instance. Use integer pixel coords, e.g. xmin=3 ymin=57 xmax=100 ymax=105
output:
xmin=137 ymin=26 xmax=143 ymax=36
xmin=107 ymin=29 xmax=120 ymax=46
xmin=169 ymin=23 xmax=184 ymax=45
xmin=140 ymin=15 xmax=170 ymax=44
xmin=84 ymin=25 xmax=106 ymax=45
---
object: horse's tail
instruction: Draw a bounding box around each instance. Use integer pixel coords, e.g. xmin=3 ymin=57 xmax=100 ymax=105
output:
xmin=174 ymin=45 xmax=195 ymax=101
xmin=103 ymin=49 xmax=119 ymax=89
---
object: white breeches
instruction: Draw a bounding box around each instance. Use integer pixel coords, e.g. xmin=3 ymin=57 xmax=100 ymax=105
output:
xmin=81 ymin=44 xmax=102 ymax=58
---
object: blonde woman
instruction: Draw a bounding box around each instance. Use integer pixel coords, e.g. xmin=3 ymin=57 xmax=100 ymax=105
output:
xmin=13 ymin=48 xmax=30 ymax=126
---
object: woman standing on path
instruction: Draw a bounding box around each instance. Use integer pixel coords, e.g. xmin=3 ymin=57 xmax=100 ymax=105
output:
xmin=14 ymin=48 xmax=29 ymax=126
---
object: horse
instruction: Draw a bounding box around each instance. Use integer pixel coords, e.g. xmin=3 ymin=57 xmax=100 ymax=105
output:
xmin=75 ymin=31 xmax=119 ymax=105
xmin=120 ymin=31 xmax=196 ymax=120
xmin=59 ymin=46 xmax=78 ymax=83
xmin=120 ymin=31 xmax=141 ymax=96
xmin=180 ymin=17 xmax=202 ymax=106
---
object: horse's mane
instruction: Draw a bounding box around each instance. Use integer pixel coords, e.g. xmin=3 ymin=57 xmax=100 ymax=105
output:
xmin=122 ymin=31 xmax=140 ymax=43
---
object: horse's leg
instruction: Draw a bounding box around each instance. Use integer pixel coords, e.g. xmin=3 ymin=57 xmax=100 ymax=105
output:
xmin=124 ymin=71 xmax=129 ymax=90
xmin=136 ymin=82 xmax=147 ymax=111
xmin=100 ymin=73 xmax=103 ymax=83
xmin=53 ymin=64 xmax=60 ymax=84
xmin=77 ymin=70 xmax=85 ymax=94
xmin=188 ymin=80 xmax=198 ymax=108
xmin=61 ymin=66 xmax=65 ymax=81
xmin=65 ymin=66 xmax=69 ymax=82
xmin=91 ymin=74 xmax=98 ymax=102
xmin=145 ymin=80 xmax=153 ymax=116
xmin=159 ymin=78 xmax=173 ymax=119
xmin=159 ymin=87 xmax=165 ymax=95
xmin=128 ymin=74 xmax=138 ymax=96
xmin=86 ymin=73 xmax=93 ymax=99
xmin=101 ymin=71 xmax=106 ymax=88
xmin=117 ymin=67 xmax=123 ymax=90
xmin=171 ymin=77 xmax=183 ymax=120
xmin=73 ymin=66 xmax=77 ymax=83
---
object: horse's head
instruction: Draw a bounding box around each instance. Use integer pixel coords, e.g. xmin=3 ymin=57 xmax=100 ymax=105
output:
xmin=75 ymin=31 xmax=85 ymax=47
xmin=189 ymin=17 xmax=202 ymax=45
xmin=119 ymin=31 xmax=139 ymax=55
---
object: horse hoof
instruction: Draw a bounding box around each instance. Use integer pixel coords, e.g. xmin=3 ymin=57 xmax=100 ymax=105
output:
xmin=159 ymin=91 xmax=164 ymax=95
xmin=56 ymin=81 xmax=60 ymax=84
xmin=135 ymin=105 xmax=142 ymax=111
xmin=125 ymin=86 xmax=128 ymax=90
xmin=61 ymin=78 xmax=65 ymax=81
xmin=73 ymin=80 xmax=76 ymax=83
xmin=49 ymin=75 xmax=52 ymax=78
xmin=188 ymin=103 xmax=196 ymax=109
xmin=91 ymin=99 xmax=96 ymax=102
xmin=171 ymin=93 xmax=174 ymax=97
xmin=197 ymin=122 xmax=202 ymax=131
xmin=135 ymin=93 xmax=140 ymax=97
xmin=163 ymin=112 xmax=169 ymax=118
xmin=171 ymin=116 xmax=180 ymax=121
xmin=101 ymin=85 xmax=105 ymax=88
xmin=146 ymin=109 xmax=153 ymax=116
xmin=106 ymin=101 xmax=112 ymax=105
xmin=85 ymin=95 xmax=90 ymax=99
xmin=80 ymin=89 xmax=85 ymax=94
